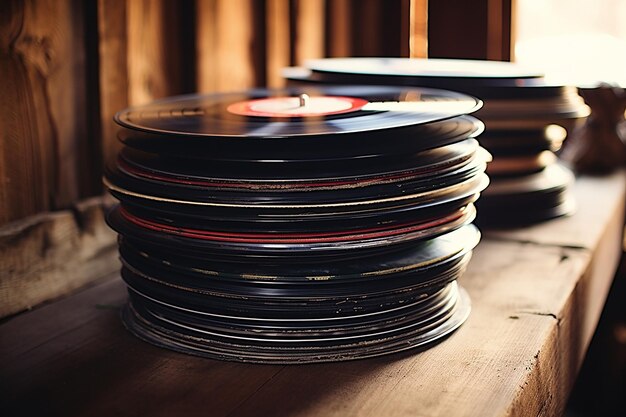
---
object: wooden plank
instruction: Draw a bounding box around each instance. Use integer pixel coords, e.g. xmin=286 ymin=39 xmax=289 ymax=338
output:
xmin=196 ymin=0 xmax=259 ymax=93
xmin=399 ymin=0 xmax=411 ymax=57
xmin=349 ymin=0 xmax=408 ymax=57
xmin=428 ymin=0 xmax=512 ymax=61
xmin=266 ymin=0 xmax=291 ymax=88
xmin=0 ymin=277 xmax=282 ymax=417
xmin=409 ymin=0 xmax=428 ymax=58
xmin=97 ymin=0 xmax=129 ymax=168
xmin=293 ymin=0 xmax=325 ymax=65
xmin=127 ymin=0 xmax=194 ymax=105
xmin=351 ymin=0 xmax=382 ymax=56
xmin=127 ymin=0 xmax=171 ymax=104
xmin=326 ymin=0 xmax=351 ymax=57
xmin=0 ymin=196 xmax=119 ymax=319
xmin=0 ymin=173 xmax=623 ymax=416
xmin=0 ymin=0 xmax=90 ymax=225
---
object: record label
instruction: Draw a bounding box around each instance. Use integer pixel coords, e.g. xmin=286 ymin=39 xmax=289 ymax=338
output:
xmin=226 ymin=95 xmax=368 ymax=118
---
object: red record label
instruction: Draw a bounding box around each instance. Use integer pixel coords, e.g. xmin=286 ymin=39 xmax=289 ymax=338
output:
xmin=226 ymin=95 xmax=369 ymax=117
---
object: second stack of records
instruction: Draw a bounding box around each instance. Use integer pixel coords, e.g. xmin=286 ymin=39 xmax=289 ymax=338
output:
xmin=285 ymin=58 xmax=590 ymax=226
xmin=104 ymin=85 xmax=490 ymax=363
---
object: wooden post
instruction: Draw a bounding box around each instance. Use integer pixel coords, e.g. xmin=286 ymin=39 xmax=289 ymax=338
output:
xmin=293 ymin=0 xmax=325 ymax=65
xmin=266 ymin=0 xmax=291 ymax=88
xmin=196 ymin=0 xmax=260 ymax=92
xmin=428 ymin=0 xmax=512 ymax=61
xmin=97 ymin=0 xmax=128 ymax=168
xmin=410 ymin=0 xmax=428 ymax=58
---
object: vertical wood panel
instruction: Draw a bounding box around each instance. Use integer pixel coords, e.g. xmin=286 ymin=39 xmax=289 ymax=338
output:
xmin=266 ymin=0 xmax=290 ymax=88
xmin=429 ymin=0 xmax=512 ymax=61
xmin=409 ymin=0 xmax=427 ymax=58
xmin=294 ymin=0 xmax=325 ymax=64
xmin=327 ymin=0 xmax=352 ymax=57
xmin=196 ymin=0 xmax=258 ymax=92
xmin=429 ymin=0 xmax=489 ymax=59
xmin=487 ymin=0 xmax=503 ymax=60
xmin=80 ymin=0 xmax=104 ymax=197
xmin=351 ymin=0 xmax=381 ymax=56
xmin=347 ymin=0 xmax=408 ymax=57
xmin=97 ymin=0 xmax=128 ymax=168
xmin=127 ymin=0 xmax=187 ymax=105
xmin=0 ymin=0 xmax=89 ymax=225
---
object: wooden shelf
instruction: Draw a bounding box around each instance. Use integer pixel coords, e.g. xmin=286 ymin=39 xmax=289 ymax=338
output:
xmin=1 ymin=172 xmax=624 ymax=417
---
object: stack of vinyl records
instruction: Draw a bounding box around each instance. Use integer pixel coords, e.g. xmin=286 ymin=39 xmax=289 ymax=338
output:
xmin=284 ymin=58 xmax=590 ymax=226
xmin=104 ymin=85 xmax=491 ymax=364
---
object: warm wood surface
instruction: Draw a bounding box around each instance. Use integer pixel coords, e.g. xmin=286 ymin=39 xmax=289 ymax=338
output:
xmin=0 ymin=172 xmax=624 ymax=417
xmin=0 ymin=196 xmax=118 ymax=318
xmin=0 ymin=0 xmax=92 ymax=224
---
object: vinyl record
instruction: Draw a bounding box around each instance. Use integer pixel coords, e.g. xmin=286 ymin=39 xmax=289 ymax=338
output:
xmin=114 ymin=190 xmax=481 ymax=234
xmin=119 ymin=247 xmax=474 ymax=307
xmin=116 ymin=204 xmax=475 ymax=247
xmin=107 ymin=202 xmax=479 ymax=256
xmin=121 ymin=282 xmax=471 ymax=363
xmin=304 ymin=58 xmax=543 ymax=92
xmin=104 ymin=168 xmax=489 ymax=209
xmin=106 ymin=152 xmax=488 ymax=206
xmin=116 ymin=139 xmax=483 ymax=190
xmin=476 ymin=194 xmax=575 ymax=227
xmin=481 ymin=163 xmax=574 ymax=197
xmin=115 ymin=86 xmax=482 ymax=139
xmin=485 ymin=151 xmax=556 ymax=177
xmin=477 ymin=125 xmax=566 ymax=156
xmin=117 ymin=115 xmax=485 ymax=162
xmin=121 ymin=226 xmax=480 ymax=284
xmin=476 ymin=164 xmax=575 ymax=226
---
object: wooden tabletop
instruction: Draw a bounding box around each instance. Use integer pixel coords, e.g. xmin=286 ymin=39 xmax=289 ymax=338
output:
xmin=1 ymin=172 xmax=624 ymax=417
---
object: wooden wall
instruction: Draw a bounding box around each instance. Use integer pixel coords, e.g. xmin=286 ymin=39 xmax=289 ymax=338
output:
xmin=0 ymin=0 xmax=515 ymax=318
xmin=0 ymin=0 xmax=413 ymax=318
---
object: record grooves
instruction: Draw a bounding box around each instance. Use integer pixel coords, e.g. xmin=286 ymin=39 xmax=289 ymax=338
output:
xmin=284 ymin=58 xmax=589 ymax=226
xmin=105 ymin=85 xmax=488 ymax=363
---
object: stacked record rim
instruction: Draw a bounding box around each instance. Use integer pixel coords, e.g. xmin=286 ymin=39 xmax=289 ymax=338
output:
xmin=285 ymin=58 xmax=590 ymax=227
xmin=104 ymin=85 xmax=491 ymax=364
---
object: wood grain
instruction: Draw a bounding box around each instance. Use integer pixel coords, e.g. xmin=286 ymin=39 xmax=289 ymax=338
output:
xmin=97 ymin=0 xmax=129 ymax=167
xmin=0 ymin=173 xmax=623 ymax=417
xmin=266 ymin=0 xmax=291 ymax=88
xmin=293 ymin=0 xmax=325 ymax=65
xmin=327 ymin=0 xmax=351 ymax=57
xmin=0 ymin=0 xmax=90 ymax=225
xmin=127 ymin=0 xmax=188 ymax=105
xmin=0 ymin=196 xmax=118 ymax=319
xmin=196 ymin=0 xmax=260 ymax=92
xmin=428 ymin=0 xmax=512 ymax=61
xmin=409 ymin=0 xmax=427 ymax=57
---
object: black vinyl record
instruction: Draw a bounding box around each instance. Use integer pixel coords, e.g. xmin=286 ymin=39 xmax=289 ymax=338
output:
xmin=117 ymin=224 xmax=480 ymax=283
xmin=113 ymin=190 xmax=481 ymax=234
xmin=115 ymin=86 xmax=481 ymax=139
xmin=116 ymin=139 xmax=482 ymax=189
xmin=477 ymin=126 xmax=566 ymax=156
xmin=105 ymin=151 xmax=488 ymax=206
xmin=121 ymin=282 xmax=471 ymax=363
xmin=118 ymin=114 xmax=484 ymax=162
xmin=476 ymin=164 xmax=575 ymax=226
xmin=107 ymin=201 xmax=479 ymax=256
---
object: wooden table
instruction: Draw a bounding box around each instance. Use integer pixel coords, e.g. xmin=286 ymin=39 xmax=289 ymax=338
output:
xmin=1 ymin=172 xmax=624 ymax=417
